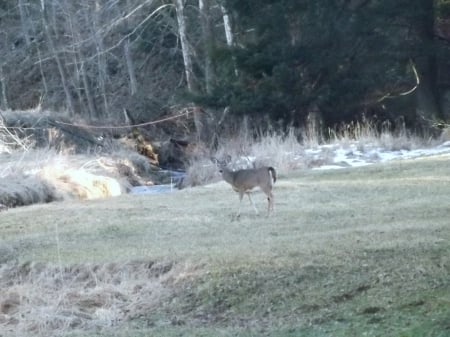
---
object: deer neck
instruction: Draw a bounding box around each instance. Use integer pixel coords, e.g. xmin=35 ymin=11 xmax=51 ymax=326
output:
xmin=221 ymin=169 xmax=236 ymax=185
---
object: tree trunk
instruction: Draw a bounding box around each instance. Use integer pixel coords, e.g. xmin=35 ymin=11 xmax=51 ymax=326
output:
xmin=41 ymin=3 xmax=75 ymax=115
xmin=124 ymin=39 xmax=138 ymax=96
xmin=18 ymin=0 xmax=31 ymax=46
xmin=174 ymin=0 xmax=195 ymax=93
xmin=414 ymin=0 xmax=441 ymax=129
xmin=415 ymin=58 xmax=441 ymax=125
xmin=80 ymin=60 xmax=96 ymax=120
xmin=0 ymin=65 xmax=9 ymax=110
xmin=220 ymin=4 xmax=238 ymax=76
xmin=221 ymin=5 xmax=234 ymax=47
xmin=124 ymin=0 xmax=138 ymax=96
xmin=36 ymin=46 xmax=49 ymax=102
xmin=199 ymin=0 xmax=215 ymax=94
xmin=62 ymin=0 xmax=90 ymax=118
xmin=91 ymin=0 xmax=109 ymax=117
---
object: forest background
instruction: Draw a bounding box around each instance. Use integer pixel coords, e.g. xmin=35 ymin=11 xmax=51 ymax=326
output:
xmin=1 ymin=0 xmax=450 ymax=139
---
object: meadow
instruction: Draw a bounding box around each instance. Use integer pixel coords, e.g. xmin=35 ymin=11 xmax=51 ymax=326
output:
xmin=1 ymin=153 xmax=449 ymax=336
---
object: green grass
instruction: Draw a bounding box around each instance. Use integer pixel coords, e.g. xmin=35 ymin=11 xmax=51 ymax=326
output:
xmin=1 ymin=155 xmax=450 ymax=336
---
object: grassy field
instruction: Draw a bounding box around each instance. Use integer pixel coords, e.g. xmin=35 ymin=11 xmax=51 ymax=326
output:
xmin=1 ymin=155 xmax=450 ymax=337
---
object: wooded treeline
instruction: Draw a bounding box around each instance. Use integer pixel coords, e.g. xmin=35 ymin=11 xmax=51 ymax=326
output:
xmin=1 ymin=0 xmax=450 ymax=132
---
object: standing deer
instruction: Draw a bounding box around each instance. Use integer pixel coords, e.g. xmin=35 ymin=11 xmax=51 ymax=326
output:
xmin=213 ymin=157 xmax=277 ymax=217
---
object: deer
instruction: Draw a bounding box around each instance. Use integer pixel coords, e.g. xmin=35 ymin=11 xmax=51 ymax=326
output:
xmin=212 ymin=157 xmax=277 ymax=218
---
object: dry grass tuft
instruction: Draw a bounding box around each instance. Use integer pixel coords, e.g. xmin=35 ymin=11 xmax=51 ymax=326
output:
xmin=0 ymin=108 xmax=103 ymax=153
xmin=182 ymin=159 xmax=218 ymax=187
xmin=327 ymin=117 xmax=433 ymax=151
xmin=41 ymin=167 xmax=123 ymax=200
xmin=185 ymin=127 xmax=305 ymax=187
xmin=0 ymin=152 xmax=131 ymax=207
xmin=0 ymin=260 xmax=175 ymax=337
xmin=0 ymin=145 xmax=170 ymax=207
xmin=0 ymin=174 xmax=57 ymax=207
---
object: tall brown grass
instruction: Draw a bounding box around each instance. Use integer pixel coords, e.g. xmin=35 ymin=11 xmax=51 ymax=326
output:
xmin=0 ymin=151 xmax=131 ymax=208
xmin=183 ymin=116 xmax=436 ymax=187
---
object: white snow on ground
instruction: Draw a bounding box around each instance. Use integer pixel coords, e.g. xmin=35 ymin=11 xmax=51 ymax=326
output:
xmin=312 ymin=140 xmax=450 ymax=170
xmin=130 ymin=184 xmax=176 ymax=194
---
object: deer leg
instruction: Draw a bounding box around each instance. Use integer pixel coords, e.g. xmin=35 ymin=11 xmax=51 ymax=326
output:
xmin=247 ymin=192 xmax=259 ymax=214
xmin=267 ymin=191 xmax=274 ymax=215
xmin=236 ymin=191 xmax=244 ymax=218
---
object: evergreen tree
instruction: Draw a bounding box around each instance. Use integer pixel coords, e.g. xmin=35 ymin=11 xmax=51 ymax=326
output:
xmin=202 ymin=0 xmax=449 ymax=129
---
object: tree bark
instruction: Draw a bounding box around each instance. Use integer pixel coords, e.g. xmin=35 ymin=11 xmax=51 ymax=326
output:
xmin=199 ymin=0 xmax=215 ymax=94
xmin=124 ymin=39 xmax=138 ymax=96
xmin=36 ymin=46 xmax=49 ymax=102
xmin=18 ymin=0 xmax=31 ymax=46
xmin=174 ymin=0 xmax=195 ymax=93
xmin=124 ymin=0 xmax=138 ymax=96
xmin=415 ymin=58 xmax=441 ymax=125
xmin=0 ymin=65 xmax=9 ymax=110
xmin=220 ymin=4 xmax=238 ymax=76
xmin=91 ymin=0 xmax=109 ymax=117
xmin=41 ymin=2 xmax=75 ymax=115
xmin=414 ymin=0 xmax=441 ymax=128
xmin=221 ymin=5 xmax=234 ymax=48
xmin=61 ymin=0 xmax=90 ymax=118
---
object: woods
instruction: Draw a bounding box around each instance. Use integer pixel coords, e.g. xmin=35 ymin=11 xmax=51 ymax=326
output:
xmin=1 ymin=0 xmax=450 ymax=132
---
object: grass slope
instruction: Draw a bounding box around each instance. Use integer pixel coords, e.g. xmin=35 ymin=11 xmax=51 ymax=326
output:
xmin=1 ymin=155 xmax=450 ymax=336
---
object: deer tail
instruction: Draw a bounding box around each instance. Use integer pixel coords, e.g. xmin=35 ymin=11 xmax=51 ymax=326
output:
xmin=268 ymin=167 xmax=277 ymax=183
